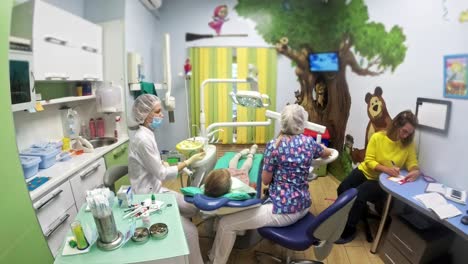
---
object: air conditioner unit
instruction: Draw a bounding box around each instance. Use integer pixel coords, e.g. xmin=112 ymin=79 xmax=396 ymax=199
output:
xmin=140 ymin=0 xmax=162 ymax=10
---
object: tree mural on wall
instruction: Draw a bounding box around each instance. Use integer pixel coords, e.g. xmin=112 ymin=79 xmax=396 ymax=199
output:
xmin=235 ymin=0 xmax=407 ymax=151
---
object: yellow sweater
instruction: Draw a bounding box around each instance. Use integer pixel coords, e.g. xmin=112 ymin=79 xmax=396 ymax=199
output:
xmin=358 ymin=131 xmax=419 ymax=180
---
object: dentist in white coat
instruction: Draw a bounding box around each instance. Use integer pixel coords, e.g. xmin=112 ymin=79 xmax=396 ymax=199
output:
xmin=128 ymin=94 xmax=205 ymax=264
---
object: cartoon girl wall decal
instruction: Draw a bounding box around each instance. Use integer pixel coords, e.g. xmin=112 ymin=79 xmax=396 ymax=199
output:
xmin=208 ymin=5 xmax=229 ymax=35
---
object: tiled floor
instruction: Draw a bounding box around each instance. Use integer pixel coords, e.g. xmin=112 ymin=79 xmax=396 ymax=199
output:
xmin=163 ymin=174 xmax=385 ymax=264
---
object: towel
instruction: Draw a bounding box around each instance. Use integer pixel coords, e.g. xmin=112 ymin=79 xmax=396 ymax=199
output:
xmin=133 ymin=82 xmax=157 ymax=98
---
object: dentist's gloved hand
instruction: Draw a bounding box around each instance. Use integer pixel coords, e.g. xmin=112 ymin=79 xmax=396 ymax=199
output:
xmin=185 ymin=152 xmax=206 ymax=166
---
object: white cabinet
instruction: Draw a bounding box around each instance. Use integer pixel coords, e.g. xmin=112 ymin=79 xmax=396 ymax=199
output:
xmin=46 ymin=206 xmax=77 ymax=256
xmin=13 ymin=0 xmax=103 ymax=81
xmin=32 ymin=158 xmax=106 ymax=256
xmin=70 ymin=158 xmax=106 ymax=209
xmin=34 ymin=180 xmax=75 ymax=234
xmin=33 ymin=180 xmax=76 ymax=256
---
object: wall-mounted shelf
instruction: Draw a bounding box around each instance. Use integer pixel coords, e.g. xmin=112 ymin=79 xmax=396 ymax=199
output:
xmin=39 ymin=95 xmax=96 ymax=106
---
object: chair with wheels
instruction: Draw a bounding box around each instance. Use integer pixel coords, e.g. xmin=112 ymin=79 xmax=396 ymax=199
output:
xmin=255 ymin=188 xmax=358 ymax=264
xmin=103 ymin=165 xmax=128 ymax=193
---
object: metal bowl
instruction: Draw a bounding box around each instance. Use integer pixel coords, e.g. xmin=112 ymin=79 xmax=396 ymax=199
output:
xmin=131 ymin=227 xmax=149 ymax=244
xmin=150 ymin=223 xmax=168 ymax=239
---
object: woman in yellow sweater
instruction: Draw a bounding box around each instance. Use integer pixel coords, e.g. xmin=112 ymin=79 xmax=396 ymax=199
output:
xmin=336 ymin=110 xmax=420 ymax=243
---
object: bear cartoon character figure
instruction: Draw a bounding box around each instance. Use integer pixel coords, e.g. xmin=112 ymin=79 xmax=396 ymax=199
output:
xmin=351 ymin=86 xmax=392 ymax=163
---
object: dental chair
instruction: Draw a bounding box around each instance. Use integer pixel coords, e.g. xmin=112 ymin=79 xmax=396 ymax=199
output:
xmin=184 ymin=152 xmax=264 ymax=216
xmin=255 ymin=188 xmax=358 ymax=264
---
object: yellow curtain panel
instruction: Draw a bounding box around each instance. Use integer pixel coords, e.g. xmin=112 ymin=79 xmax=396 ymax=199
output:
xmin=236 ymin=47 xmax=277 ymax=144
xmin=189 ymin=47 xmax=276 ymax=144
xmin=189 ymin=47 xmax=233 ymax=143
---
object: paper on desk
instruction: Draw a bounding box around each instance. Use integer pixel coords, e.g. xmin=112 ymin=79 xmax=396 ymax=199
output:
xmin=425 ymin=183 xmax=446 ymax=194
xmin=414 ymin=193 xmax=462 ymax=219
xmin=387 ymin=175 xmax=406 ymax=184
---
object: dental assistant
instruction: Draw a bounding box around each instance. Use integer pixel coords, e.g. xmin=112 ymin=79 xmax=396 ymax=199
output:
xmin=207 ymin=104 xmax=332 ymax=264
xmin=128 ymin=94 xmax=205 ymax=264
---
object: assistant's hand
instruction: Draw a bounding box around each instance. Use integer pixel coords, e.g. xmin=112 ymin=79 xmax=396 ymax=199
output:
xmin=320 ymin=145 xmax=332 ymax=158
xmin=404 ymin=170 xmax=420 ymax=182
xmin=186 ymin=151 xmax=206 ymax=165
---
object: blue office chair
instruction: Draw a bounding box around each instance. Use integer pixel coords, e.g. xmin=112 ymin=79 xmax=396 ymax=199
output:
xmin=255 ymin=188 xmax=358 ymax=264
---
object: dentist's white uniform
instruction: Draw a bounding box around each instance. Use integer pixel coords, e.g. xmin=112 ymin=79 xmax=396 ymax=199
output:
xmin=129 ymin=125 xmax=203 ymax=264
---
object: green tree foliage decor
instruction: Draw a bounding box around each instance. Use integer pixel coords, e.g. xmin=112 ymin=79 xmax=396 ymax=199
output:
xmin=235 ymin=0 xmax=406 ymax=151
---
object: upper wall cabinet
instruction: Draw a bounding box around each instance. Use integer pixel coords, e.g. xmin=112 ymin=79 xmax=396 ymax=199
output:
xmin=11 ymin=0 xmax=103 ymax=81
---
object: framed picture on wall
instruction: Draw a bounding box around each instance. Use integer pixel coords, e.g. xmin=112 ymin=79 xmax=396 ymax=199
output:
xmin=443 ymin=54 xmax=468 ymax=99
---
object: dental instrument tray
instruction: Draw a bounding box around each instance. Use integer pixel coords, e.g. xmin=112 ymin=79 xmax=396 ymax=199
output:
xmin=27 ymin=176 xmax=50 ymax=191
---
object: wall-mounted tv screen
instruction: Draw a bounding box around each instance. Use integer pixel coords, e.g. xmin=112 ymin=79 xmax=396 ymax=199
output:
xmin=308 ymin=52 xmax=339 ymax=72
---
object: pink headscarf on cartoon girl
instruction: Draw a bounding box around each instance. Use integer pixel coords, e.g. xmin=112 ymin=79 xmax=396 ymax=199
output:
xmin=208 ymin=5 xmax=228 ymax=35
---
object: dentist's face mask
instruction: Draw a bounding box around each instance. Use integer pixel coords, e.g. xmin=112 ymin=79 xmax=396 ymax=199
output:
xmin=150 ymin=117 xmax=163 ymax=129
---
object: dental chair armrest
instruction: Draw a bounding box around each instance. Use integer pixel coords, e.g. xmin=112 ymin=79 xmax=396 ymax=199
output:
xmin=185 ymin=194 xmax=262 ymax=211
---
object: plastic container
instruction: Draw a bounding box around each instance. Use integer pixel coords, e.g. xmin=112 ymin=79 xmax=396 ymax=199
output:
xmin=96 ymin=82 xmax=122 ymax=113
xmin=21 ymin=147 xmax=60 ymax=169
xmin=19 ymin=155 xmax=41 ymax=179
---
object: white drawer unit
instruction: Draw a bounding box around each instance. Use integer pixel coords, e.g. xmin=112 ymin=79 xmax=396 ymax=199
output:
xmin=33 ymin=180 xmax=75 ymax=235
xmin=70 ymin=158 xmax=106 ymax=210
xmin=46 ymin=205 xmax=77 ymax=257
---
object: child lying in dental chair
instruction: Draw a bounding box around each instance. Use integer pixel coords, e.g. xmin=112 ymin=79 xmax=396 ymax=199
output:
xmin=204 ymin=144 xmax=258 ymax=197
xmin=180 ymin=144 xmax=259 ymax=200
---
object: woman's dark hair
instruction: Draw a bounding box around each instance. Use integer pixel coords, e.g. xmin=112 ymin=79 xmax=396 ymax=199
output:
xmin=387 ymin=110 xmax=418 ymax=146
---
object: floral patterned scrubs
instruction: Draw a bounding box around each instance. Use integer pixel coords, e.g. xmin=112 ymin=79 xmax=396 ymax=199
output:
xmin=263 ymin=134 xmax=324 ymax=214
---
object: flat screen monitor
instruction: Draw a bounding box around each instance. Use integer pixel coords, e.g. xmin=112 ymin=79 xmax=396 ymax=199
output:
xmin=308 ymin=52 xmax=339 ymax=72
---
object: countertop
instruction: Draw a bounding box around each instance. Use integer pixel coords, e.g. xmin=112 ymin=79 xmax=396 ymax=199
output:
xmin=28 ymin=135 xmax=129 ymax=201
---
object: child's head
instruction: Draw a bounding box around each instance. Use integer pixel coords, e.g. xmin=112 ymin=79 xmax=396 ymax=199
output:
xmin=204 ymin=169 xmax=231 ymax=197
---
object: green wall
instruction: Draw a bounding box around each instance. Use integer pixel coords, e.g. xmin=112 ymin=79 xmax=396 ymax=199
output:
xmin=0 ymin=1 xmax=54 ymax=263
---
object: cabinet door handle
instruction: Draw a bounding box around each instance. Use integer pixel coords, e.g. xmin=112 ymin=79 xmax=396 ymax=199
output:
xmin=82 ymin=45 xmax=98 ymax=53
xmin=44 ymin=214 xmax=70 ymax=238
xmin=34 ymin=189 xmax=63 ymax=211
xmin=44 ymin=35 xmax=67 ymax=46
xmin=45 ymin=73 xmax=70 ymax=80
xmin=83 ymin=75 xmax=99 ymax=81
xmin=80 ymin=164 xmax=101 ymax=179
xmin=113 ymin=148 xmax=125 ymax=158
xmin=392 ymin=233 xmax=414 ymax=252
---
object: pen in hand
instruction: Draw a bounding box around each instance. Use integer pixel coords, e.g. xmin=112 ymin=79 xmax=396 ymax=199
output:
xmin=389 ymin=160 xmax=400 ymax=177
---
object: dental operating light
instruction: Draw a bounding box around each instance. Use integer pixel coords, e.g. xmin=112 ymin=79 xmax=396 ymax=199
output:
xmin=199 ymin=65 xmax=270 ymax=138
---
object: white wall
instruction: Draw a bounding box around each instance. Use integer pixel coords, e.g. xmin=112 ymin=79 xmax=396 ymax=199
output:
xmin=155 ymin=0 xmax=296 ymax=150
xmin=345 ymin=0 xmax=468 ymax=191
xmin=84 ymin=0 xmax=124 ymax=23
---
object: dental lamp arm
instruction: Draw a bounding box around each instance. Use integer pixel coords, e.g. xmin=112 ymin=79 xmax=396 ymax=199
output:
xmin=265 ymin=110 xmax=326 ymax=134
xmin=200 ymin=78 xmax=251 ymax=138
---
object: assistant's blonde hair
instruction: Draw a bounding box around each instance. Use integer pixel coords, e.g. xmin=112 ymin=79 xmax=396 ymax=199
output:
xmin=204 ymin=169 xmax=232 ymax=197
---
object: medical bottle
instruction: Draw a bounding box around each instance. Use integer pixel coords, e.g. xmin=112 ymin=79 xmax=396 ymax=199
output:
xmin=114 ymin=116 xmax=121 ymax=138
xmin=89 ymin=118 xmax=96 ymax=139
xmin=96 ymin=118 xmax=105 ymax=137
xmin=80 ymin=122 xmax=89 ymax=139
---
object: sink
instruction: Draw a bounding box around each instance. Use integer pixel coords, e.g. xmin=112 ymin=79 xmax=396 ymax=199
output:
xmin=89 ymin=137 xmax=118 ymax=148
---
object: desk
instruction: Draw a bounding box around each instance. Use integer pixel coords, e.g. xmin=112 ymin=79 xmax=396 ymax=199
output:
xmin=54 ymin=193 xmax=189 ymax=264
xmin=371 ymin=173 xmax=468 ymax=253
